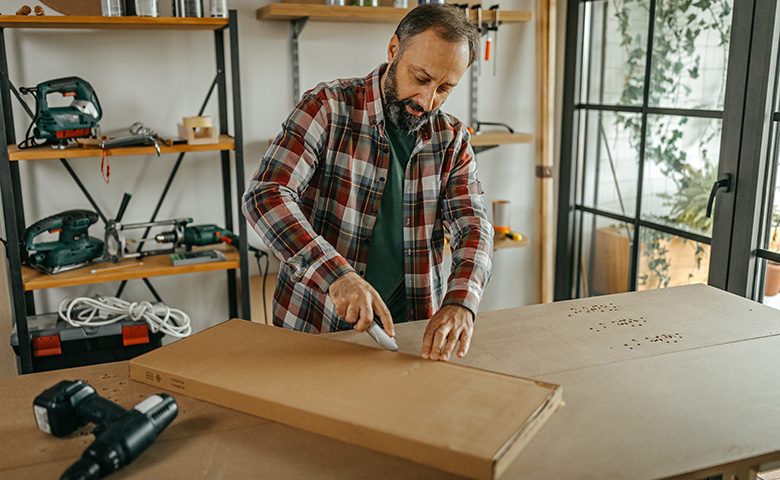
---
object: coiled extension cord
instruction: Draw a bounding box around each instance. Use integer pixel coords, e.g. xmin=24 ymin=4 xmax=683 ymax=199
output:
xmin=58 ymin=295 xmax=191 ymax=338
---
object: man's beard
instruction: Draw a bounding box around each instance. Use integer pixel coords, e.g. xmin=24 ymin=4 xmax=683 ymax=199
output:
xmin=383 ymin=61 xmax=435 ymax=135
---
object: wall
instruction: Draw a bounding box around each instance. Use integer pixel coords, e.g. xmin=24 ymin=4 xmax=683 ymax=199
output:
xmin=0 ymin=0 xmax=540 ymax=364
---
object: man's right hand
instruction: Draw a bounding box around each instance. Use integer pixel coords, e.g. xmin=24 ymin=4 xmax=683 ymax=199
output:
xmin=328 ymin=272 xmax=394 ymax=336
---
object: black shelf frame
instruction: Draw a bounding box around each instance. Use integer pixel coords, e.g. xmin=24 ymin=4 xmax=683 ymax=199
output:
xmin=0 ymin=10 xmax=250 ymax=374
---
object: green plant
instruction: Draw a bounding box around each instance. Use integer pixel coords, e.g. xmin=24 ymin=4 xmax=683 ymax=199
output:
xmin=610 ymin=0 xmax=732 ymax=287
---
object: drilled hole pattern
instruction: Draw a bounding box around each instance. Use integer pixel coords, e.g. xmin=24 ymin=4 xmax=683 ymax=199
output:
xmin=573 ymin=303 xmax=687 ymax=351
xmin=647 ymin=333 xmax=683 ymax=344
xmin=622 ymin=333 xmax=683 ymax=350
xmin=568 ymin=303 xmax=619 ymax=317
xmin=612 ymin=317 xmax=646 ymax=327
xmin=589 ymin=317 xmax=647 ymax=333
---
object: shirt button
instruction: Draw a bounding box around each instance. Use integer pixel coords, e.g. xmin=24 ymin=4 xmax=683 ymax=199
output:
xmin=359 ymin=270 xmax=365 ymax=276
xmin=381 ymin=145 xmax=390 ymax=153
xmin=379 ymin=177 xmax=386 ymax=183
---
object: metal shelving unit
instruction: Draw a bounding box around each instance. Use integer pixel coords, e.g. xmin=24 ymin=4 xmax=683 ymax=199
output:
xmin=0 ymin=11 xmax=250 ymax=374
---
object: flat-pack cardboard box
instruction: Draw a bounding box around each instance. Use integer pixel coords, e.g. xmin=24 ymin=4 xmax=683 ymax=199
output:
xmin=129 ymin=320 xmax=562 ymax=479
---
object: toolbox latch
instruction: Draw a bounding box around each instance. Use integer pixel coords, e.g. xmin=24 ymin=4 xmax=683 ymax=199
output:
xmin=122 ymin=324 xmax=150 ymax=347
xmin=32 ymin=335 xmax=62 ymax=357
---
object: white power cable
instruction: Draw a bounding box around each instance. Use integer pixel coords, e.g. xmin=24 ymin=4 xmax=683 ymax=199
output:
xmin=58 ymin=296 xmax=192 ymax=338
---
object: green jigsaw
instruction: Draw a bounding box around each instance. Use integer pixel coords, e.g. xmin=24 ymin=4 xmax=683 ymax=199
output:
xmin=19 ymin=77 xmax=102 ymax=148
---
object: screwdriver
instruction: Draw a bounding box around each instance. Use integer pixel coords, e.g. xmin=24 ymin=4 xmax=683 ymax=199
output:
xmin=488 ymin=5 xmax=500 ymax=76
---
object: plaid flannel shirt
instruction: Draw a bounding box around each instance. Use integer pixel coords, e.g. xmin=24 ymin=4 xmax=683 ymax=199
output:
xmin=242 ymin=65 xmax=493 ymax=333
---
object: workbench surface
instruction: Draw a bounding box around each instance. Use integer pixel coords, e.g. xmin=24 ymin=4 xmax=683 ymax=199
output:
xmin=3 ymin=284 xmax=780 ymax=479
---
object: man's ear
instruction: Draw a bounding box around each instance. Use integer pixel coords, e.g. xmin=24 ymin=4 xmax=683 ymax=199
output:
xmin=387 ymin=35 xmax=400 ymax=64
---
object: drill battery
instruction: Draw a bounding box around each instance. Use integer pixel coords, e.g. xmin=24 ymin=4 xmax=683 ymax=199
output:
xmin=10 ymin=313 xmax=162 ymax=372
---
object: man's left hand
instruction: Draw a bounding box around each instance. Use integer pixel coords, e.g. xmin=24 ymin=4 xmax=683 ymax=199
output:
xmin=421 ymin=305 xmax=474 ymax=361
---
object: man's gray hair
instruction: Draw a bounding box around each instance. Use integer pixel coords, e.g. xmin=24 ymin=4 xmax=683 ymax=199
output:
xmin=394 ymin=4 xmax=480 ymax=66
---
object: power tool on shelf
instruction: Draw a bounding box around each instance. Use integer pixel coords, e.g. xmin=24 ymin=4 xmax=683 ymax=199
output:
xmin=34 ymin=379 xmax=177 ymax=480
xmin=165 ymin=224 xmax=240 ymax=250
xmin=18 ymin=76 xmax=102 ymax=149
xmin=103 ymin=193 xmax=240 ymax=262
xmin=104 ymin=217 xmax=193 ymax=262
xmin=23 ymin=210 xmax=106 ymax=274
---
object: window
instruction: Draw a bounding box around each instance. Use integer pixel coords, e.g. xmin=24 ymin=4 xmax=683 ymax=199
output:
xmin=557 ymin=0 xmax=736 ymax=299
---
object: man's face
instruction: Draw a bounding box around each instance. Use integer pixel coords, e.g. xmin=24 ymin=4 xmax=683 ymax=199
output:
xmin=382 ymin=29 xmax=470 ymax=134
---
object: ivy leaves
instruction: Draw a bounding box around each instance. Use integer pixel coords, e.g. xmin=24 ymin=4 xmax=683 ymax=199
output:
xmin=609 ymin=0 xmax=732 ymax=286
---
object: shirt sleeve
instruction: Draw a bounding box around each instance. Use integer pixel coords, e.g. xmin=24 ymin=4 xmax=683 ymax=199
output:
xmin=440 ymin=128 xmax=494 ymax=318
xmin=242 ymin=91 xmax=354 ymax=294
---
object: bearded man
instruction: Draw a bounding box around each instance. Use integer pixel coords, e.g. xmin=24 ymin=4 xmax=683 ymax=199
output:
xmin=243 ymin=4 xmax=493 ymax=361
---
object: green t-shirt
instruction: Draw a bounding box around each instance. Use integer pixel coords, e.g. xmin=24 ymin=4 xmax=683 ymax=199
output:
xmin=364 ymin=120 xmax=415 ymax=324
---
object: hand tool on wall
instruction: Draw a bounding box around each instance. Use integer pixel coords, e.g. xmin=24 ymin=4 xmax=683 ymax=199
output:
xmin=488 ymin=4 xmax=500 ymax=76
xmin=34 ymin=379 xmax=177 ymax=480
xmin=474 ymin=120 xmax=516 ymax=135
xmin=452 ymin=3 xmax=469 ymax=19
xmin=471 ymin=4 xmax=483 ymax=75
xmin=23 ymin=210 xmax=106 ymax=274
xmin=18 ymin=77 xmax=102 ymax=149
xmin=484 ymin=30 xmax=492 ymax=63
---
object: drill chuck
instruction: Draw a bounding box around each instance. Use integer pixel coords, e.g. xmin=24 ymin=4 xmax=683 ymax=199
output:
xmin=154 ymin=231 xmax=178 ymax=244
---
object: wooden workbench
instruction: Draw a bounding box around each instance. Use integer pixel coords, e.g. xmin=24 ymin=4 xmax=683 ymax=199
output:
xmin=3 ymin=284 xmax=780 ymax=479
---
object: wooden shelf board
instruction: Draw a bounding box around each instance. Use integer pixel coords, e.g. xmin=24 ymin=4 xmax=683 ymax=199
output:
xmin=0 ymin=15 xmax=228 ymax=30
xmin=8 ymin=135 xmax=234 ymax=161
xmin=23 ymin=246 xmax=239 ymax=291
xmin=257 ymin=4 xmax=531 ymax=24
xmin=493 ymin=235 xmax=529 ymax=250
xmin=444 ymin=233 xmax=528 ymax=254
xmin=470 ymin=131 xmax=534 ymax=147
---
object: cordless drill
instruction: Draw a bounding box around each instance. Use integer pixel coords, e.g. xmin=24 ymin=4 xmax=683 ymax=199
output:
xmin=153 ymin=224 xmax=239 ymax=251
xmin=33 ymin=380 xmax=178 ymax=480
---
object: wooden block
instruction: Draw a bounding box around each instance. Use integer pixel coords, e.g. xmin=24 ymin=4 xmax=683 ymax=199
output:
xmin=178 ymin=122 xmax=219 ymax=146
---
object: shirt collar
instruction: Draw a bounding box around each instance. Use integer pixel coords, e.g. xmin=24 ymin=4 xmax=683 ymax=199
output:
xmin=365 ymin=64 xmax=386 ymax=128
xmin=365 ymin=63 xmax=433 ymax=143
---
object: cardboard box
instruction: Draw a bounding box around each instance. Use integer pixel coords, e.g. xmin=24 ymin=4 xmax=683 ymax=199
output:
xmin=129 ymin=320 xmax=562 ymax=479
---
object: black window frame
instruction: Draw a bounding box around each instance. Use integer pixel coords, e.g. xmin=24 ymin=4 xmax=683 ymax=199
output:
xmin=555 ymin=0 xmax=776 ymax=300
